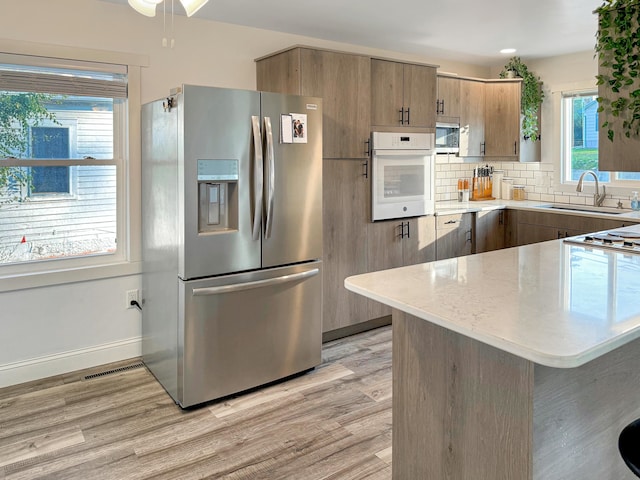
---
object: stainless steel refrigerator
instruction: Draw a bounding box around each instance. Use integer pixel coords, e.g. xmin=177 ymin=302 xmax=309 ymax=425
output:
xmin=141 ymin=85 xmax=323 ymax=408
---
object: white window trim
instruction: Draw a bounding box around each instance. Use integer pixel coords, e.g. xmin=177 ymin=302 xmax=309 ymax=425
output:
xmin=0 ymin=42 xmax=145 ymax=293
xmin=553 ymin=82 xmax=640 ymax=196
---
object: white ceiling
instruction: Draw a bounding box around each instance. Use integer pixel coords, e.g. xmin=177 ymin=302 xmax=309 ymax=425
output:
xmin=104 ymin=0 xmax=602 ymax=65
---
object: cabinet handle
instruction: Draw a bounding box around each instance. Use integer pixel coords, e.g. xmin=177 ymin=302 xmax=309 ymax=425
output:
xmin=514 ymin=141 xmax=518 ymax=155
xmin=444 ymin=219 xmax=460 ymax=225
xmin=499 ymin=211 xmax=504 ymax=226
xmin=466 ymin=229 xmax=473 ymax=243
xmin=398 ymin=222 xmax=406 ymax=238
xmin=557 ymin=230 xmax=563 ymax=239
xmin=440 ymin=100 xmax=444 ymax=115
xmin=365 ymin=138 xmax=371 ymax=157
xmin=406 ymin=107 xmax=411 ymax=125
xmin=399 ymin=107 xmax=405 ymax=125
xmin=362 ymin=159 xmax=369 ymax=178
xmin=480 ymin=142 xmax=485 ymax=156
xmin=436 ymin=99 xmax=441 ymax=115
xmin=406 ymin=221 xmax=411 ymax=239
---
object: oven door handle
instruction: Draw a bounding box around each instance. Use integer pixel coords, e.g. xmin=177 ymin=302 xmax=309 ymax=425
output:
xmin=372 ymin=149 xmax=433 ymax=156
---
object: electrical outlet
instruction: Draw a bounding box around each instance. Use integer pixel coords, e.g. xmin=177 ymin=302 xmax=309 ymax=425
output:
xmin=126 ymin=289 xmax=139 ymax=309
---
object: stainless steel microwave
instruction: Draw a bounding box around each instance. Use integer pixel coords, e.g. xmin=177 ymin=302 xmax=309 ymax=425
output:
xmin=435 ymin=122 xmax=460 ymax=154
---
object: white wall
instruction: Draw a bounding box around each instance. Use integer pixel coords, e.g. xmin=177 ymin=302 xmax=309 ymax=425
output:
xmin=0 ymin=0 xmax=492 ymax=387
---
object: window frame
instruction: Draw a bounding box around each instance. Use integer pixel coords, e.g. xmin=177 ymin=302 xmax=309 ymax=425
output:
xmin=0 ymin=42 xmax=147 ymax=293
xmin=560 ymin=89 xmax=640 ymax=188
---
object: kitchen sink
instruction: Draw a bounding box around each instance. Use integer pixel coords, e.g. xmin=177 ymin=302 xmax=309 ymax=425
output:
xmin=540 ymin=203 xmax=634 ymax=215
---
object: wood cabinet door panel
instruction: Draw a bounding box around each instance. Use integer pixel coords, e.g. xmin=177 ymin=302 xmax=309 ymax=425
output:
xmin=300 ymin=49 xmax=370 ymax=159
xmin=366 ymin=220 xmax=404 ymax=319
xmin=256 ymin=48 xmax=301 ymax=95
xmin=403 ymin=216 xmax=436 ymax=265
xmin=484 ymin=81 xmax=521 ymax=158
xmin=403 ymin=64 xmax=437 ymax=128
xmin=322 ymin=159 xmax=369 ymax=332
xmin=459 ymin=79 xmax=485 ymax=157
xmin=436 ymin=76 xmax=461 ymax=119
xmin=371 ymin=59 xmax=404 ymax=127
xmin=436 ymin=213 xmax=473 ymax=260
xmin=475 ymin=210 xmax=505 ymax=253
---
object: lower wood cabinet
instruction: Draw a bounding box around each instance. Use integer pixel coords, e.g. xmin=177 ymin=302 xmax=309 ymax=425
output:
xmin=475 ymin=210 xmax=506 ymax=253
xmin=322 ymin=158 xmax=369 ymax=333
xmin=323 ymin=202 xmax=638 ymax=336
xmin=435 ymin=213 xmax=473 ymax=260
xmin=514 ymin=210 xmax=638 ymax=246
xmin=367 ymin=217 xmax=436 ymax=319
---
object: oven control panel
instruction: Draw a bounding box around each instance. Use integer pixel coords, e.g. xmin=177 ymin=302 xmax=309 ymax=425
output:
xmin=372 ymin=132 xmax=433 ymax=150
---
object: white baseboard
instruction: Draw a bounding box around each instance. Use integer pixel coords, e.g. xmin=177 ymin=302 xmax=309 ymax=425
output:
xmin=0 ymin=337 xmax=142 ymax=389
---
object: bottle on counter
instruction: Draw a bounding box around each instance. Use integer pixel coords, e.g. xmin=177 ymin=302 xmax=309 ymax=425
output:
xmin=492 ymin=170 xmax=504 ymax=199
xmin=632 ymin=191 xmax=639 ymax=210
xmin=502 ymin=177 xmax=513 ymax=200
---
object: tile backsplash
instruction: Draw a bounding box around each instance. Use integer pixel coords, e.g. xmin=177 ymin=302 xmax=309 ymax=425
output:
xmin=435 ymin=160 xmax=637 ymax=208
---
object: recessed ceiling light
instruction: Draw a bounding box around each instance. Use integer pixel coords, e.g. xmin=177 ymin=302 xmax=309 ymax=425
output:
xmin=500 ymin=48 xmax=517 ymax=54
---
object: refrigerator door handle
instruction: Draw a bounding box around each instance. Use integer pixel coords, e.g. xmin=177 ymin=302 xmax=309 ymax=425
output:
xmin=251 ymin=116 xmax=263 ymax=241
xmin=191 ymin=268 xmax=320 ymax=296
xmin=264 ymin=116 xmax=275 ymax=239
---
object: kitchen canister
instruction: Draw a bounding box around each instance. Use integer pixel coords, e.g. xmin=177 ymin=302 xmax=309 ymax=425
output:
xmin=513 ymin=185 xmax=526 ymax=201
xmin=502 ymin=177 xmax=513 ymax=200
xmin=492 ymin=170 xmax=504 ymax=199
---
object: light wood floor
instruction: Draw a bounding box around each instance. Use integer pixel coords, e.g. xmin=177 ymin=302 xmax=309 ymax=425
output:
xmin=0 ymin=326 xmax=392 ymax=479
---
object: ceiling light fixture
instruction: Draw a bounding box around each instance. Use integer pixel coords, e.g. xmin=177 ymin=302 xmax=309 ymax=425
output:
xmin=128 ymin=0 xmax=209 ymax=18
xmin=128 ymin=0 xmax=209 ymax=48
xmin=500 ymin=48 xmax=517 ymax=54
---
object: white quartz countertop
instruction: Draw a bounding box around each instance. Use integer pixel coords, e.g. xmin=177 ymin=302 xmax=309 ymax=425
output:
xmin=435 ymin=199 xmax=640 ymax=221
xmin=345 ymin=224 xmax=640 ymax=368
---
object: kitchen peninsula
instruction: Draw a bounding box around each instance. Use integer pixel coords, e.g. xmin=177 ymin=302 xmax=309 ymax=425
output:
xmin=345 ymin=225 xmax=640 ymax=479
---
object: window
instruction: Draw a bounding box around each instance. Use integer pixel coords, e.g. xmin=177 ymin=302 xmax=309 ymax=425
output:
xmin=561 ymin=91 xmax=640 ymax=184
xmin=31 ymin=126 xmax=71 ymax=195
xmin=0 ymin=57 xmax=127 ymax=270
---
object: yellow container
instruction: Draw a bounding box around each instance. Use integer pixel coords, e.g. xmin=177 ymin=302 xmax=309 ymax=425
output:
xmin=513 ymin=185 xmax=526 ymax=201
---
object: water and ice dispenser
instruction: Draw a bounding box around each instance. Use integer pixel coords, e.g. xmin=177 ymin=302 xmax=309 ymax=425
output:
xmin=197 ymin=159 xmax=238 ymax=233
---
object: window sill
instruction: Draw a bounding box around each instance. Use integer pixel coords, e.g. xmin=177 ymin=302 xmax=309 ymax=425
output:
xmin=0 ymin=260 xmax=142 ymax=293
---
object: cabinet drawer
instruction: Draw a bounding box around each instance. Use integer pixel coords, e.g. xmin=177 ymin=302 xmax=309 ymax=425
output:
xmin=436 ymin=213 xmax=467 ymax=230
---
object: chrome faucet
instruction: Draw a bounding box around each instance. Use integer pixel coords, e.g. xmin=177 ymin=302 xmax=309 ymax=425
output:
xmin=576 ymin=170 xmax=606 ymax=207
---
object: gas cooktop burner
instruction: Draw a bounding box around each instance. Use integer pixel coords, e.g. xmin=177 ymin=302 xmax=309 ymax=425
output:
xmin=564 ymin=230 xmax=640 ymax=254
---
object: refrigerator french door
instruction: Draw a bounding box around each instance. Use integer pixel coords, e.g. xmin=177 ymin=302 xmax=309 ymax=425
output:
xmin=141 ymin=85 xmax=323 ymax=408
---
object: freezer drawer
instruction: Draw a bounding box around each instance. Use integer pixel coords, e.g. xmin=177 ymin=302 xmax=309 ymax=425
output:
xmin=177 ymin=261 xmax=322 ymax=407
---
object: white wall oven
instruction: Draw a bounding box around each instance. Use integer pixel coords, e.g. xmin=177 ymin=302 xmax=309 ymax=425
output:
xmin=371 ymin=132 xmax=435 ymax=221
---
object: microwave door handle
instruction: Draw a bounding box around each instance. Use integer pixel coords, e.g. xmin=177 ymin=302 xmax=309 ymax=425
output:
xmin=251 ymin=116 xmax=263 ymax=241
xmin=264 ymin=116 xmax=275 ymax=239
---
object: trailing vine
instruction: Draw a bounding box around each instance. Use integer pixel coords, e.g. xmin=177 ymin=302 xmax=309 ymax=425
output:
xmin=499 ymin=57 xmax=544 ymax=141
xmin=595 ymin=0 xmax=640 ymax=142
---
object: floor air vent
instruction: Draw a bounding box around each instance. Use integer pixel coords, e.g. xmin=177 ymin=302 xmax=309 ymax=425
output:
xmin=83 ymin=362 xmax=145 ymax=380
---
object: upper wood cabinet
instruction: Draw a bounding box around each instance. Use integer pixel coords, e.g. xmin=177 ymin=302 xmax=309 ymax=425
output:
xmin=371 ymin=59 xmax=437 ymax=129
xmin=484 ymin=80 xmax=521 ymax=158
xmin=436 ymin=75 xmax=461 ymax=120
xmin=256 ymin=47 xmax=371 ymax=159
xmin=459 ymin=78 xmax=485 ymax=158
